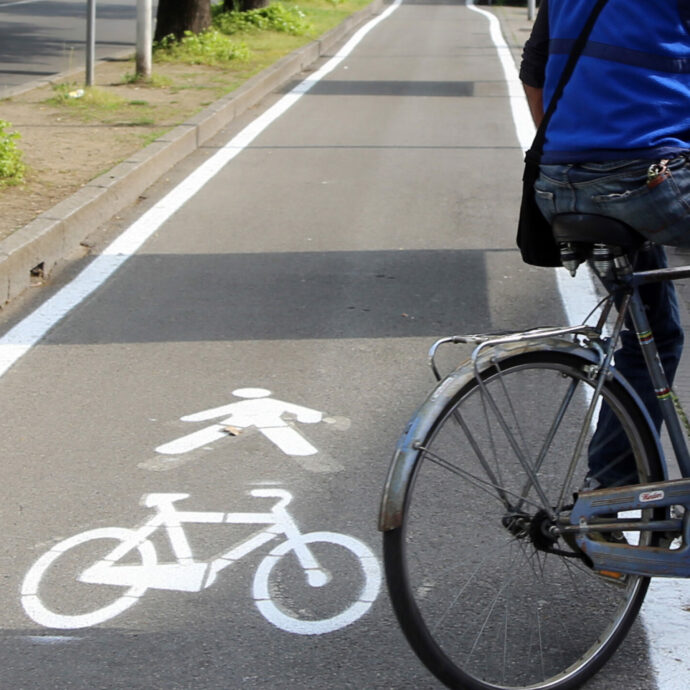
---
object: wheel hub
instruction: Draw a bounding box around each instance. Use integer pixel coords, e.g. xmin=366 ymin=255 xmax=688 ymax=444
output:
xmin=528 ymin=509 xmax=560 ymax=550
xmin=502 ymin=508 xmax=579 ymax=557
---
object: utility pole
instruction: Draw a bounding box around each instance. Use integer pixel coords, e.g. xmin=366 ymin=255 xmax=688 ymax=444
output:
xmin=136 ymin=0 xmax=153 ymax=79
xmin=86 ymin=0 xmax=96 ymax=86
xmin=528 ymin=0 xmax=536 ymax=21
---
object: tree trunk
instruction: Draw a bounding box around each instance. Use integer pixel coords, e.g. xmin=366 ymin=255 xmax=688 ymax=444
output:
xmin=154 ymin=0 xmax=212 ymax=42
xmin=223 ymin=0 xmax=269 ymax=12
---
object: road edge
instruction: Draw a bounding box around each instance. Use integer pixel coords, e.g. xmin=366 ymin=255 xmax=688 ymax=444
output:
xmin=0 ymin=0 xmax=384 ymax=308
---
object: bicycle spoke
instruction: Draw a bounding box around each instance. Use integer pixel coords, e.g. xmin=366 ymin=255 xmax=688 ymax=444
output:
xmin=465 ymin=545 xmax=527 ymax=666
xmin=516 ymin=376 xmax=581 ymax=511
xmin=476 ymin=370 xmax=556 ymax=515
xmin=537 ymin=601 xmax=545 ymax=682
xmin=419 ymin=446 xmax=547 ymax=513
xmin=429 ymin=533 xmax=521 ymax=636
xmin=449 ymin=404 xmax=512 ymax=509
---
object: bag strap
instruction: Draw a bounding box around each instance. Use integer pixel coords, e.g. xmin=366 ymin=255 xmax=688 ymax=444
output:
xmin=528 ymin=0 xmax=610 ymax=160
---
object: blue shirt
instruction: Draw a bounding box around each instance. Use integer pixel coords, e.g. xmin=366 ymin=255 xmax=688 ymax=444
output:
xmin=520 ymin=0 xmax=690 ymax=163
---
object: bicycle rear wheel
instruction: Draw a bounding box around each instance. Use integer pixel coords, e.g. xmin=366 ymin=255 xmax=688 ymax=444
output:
xmin=384 ymin=350 xmax=663 ymax=690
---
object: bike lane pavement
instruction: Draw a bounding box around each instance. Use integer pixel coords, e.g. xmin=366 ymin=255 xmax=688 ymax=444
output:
xmin=0 ymin=2 xmax=668 ymax=688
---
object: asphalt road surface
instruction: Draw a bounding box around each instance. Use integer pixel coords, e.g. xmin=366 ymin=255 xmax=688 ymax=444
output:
xmin=0 ymin=1 xmax=680 ymax=688
xmin=0 ymin=0 xmax=156 ymax=95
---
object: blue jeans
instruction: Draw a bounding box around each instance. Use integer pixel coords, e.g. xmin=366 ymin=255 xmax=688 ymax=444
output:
xmin=535 ymin=157 xmax=690 ymax=247
xmin=535 ymin=159 xmax=687 ymax=486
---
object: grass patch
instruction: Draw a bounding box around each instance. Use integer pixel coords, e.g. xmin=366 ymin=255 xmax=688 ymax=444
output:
xmin=48 ymin=84 xmax=126 ymax=110
xmin=124 ymin=117 xmax=156 ymax=126
xmin=45 ymin=83 xmax=165 ymax=127
xmin=137 ymin=128 xmax=169 ymax=146
xmin=154 ymin=0 xmax=369 ymax=66
xmin=121 ymin=72 xmax=174 ymax=88
xmin=212 ymin=2 xmax=313 ymax=35
xmin=0 ymin=119 xmax=25 ymax=187
xmin=154 ymin=29 xmax=251 ymax=65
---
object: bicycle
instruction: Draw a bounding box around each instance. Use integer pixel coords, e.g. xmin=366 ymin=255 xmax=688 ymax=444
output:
xmin=378 ymin=213 xmax=690 ymax=690
xmin=22 ymin=487 xmax=381 ymax=634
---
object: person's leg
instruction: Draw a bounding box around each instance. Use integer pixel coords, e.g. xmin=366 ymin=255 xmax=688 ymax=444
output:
xmin=587 ymin=245 xmax=684 ymax=486
xmin=535 ymin=160 xmax=687 ymax=486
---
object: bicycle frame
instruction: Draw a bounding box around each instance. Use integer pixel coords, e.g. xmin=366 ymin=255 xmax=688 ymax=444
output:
xmin=565 ymin=259 xmax=690 ymax=576
xmin=80 ymin=489 xmax=328 ymax=592
xmin=627 ymin=264 xmax=690 ymax=476
xmin=420 ymin=257 xmax=690 ymax=579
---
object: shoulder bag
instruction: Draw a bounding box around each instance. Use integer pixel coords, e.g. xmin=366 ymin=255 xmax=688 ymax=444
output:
xmin=516 ymin=0 xmax=610 ymax=266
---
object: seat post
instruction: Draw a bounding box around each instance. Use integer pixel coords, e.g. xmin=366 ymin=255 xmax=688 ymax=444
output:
xmin=613 ymin=252 xmax=634 ymax=277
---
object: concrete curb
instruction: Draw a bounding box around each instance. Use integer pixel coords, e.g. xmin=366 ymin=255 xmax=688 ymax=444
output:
xmin=0 ymin=0 xmax=384 ymax=307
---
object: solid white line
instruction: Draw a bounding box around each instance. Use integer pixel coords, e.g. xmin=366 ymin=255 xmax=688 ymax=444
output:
xmin=465 ymin=0 xmax=597 ymax=327
xmin=0 ymin=0 xmax=403 ymax=379
xmin=0 ymin=1 xmax=44 ymax=7
xmin=467 ymin=2 xmax=690 ymax=687
xmin=466 ymin=2 xmax=533 ymax=153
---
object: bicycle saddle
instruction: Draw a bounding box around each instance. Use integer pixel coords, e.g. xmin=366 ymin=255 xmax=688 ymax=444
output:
xmin=552 ymin=213 xmax=645 ymax=249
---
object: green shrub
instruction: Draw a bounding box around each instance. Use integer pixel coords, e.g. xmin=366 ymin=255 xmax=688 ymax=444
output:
xmin=0 ymin=120 xmax=25 ymax=187
xmin=154 ymin=3 xmax=312 ymax=66
xmin=154 ymin=29 xmax=250 ymax=65
xmin=213 ymin=3 xmax=312 ymax=36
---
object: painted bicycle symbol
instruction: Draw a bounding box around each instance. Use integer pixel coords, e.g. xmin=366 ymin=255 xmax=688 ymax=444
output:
xmin=21 ymin=489 xmax=381 ymax=633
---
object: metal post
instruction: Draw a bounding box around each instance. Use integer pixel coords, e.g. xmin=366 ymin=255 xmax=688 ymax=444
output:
xmin=86 ymin=0 xmax=96 ymax=86
xmin=136 ymin=0 xmax=152 ymax=79
xmin=528 ymin=0 xmax=536 ymax=21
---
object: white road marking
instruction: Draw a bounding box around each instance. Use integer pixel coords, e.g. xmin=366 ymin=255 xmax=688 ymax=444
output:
xmin=0 ymin=1 xmax=45 ymax=8
xmin=20 ymin=635 xmax=81 ymax=645
xmin=0 ymin=0 xmax=404 ymax=379
xmin=467 ymin=1 xmax=690 ymax=686
xmin=157 ymin=388 xmax=324 ymax=457
xmin=21 ymin=490 xmax=381 ymax=633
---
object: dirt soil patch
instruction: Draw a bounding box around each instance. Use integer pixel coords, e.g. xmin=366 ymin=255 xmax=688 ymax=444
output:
xmin=0 ymin=57 xmax=264 ymax=242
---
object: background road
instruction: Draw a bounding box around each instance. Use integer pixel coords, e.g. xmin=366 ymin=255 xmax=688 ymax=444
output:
xmin=0 ymin=1 xmax=678 ymax=687
xmin=0 ymin=0 xmax=157 ymax=95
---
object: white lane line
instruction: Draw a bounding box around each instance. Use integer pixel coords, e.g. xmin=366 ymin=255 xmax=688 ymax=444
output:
xmin=466 ymin=1 xmax=533 ymax=152
xmin=0 ymin=0 xmax=404 ymax=379
xmin=465 ymin=0 xmax=597 ymax=326
xmin=467 ymin=2 xmax=690 ymax=686
xmin=0 ymin=1 xmax=44 ymax=7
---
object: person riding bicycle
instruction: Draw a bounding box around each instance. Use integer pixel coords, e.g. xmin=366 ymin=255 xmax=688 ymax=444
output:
xmin=520 ymin=0 xmax=690 ymax=488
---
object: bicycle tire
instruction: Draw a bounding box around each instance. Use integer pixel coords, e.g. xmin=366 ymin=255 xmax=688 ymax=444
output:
xmin=383 ymin=349 xmax=663 ymax=690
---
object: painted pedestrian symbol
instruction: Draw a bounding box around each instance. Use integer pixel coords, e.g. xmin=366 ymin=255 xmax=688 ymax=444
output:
xmin=156 ymin=388 xmax=324 ymax=456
